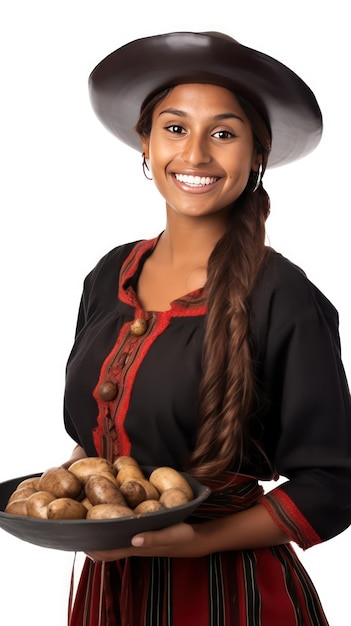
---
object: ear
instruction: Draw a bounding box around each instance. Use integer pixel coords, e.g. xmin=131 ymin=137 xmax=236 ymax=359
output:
xmin=251 ymin=150 xmax=263 ymax=172
xmin=141 ymin=137 xmax=150 ymax=160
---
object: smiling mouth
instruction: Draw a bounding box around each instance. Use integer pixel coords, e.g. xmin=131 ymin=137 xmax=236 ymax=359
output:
xmin=174 ymin=173 xmax=219 ymax=187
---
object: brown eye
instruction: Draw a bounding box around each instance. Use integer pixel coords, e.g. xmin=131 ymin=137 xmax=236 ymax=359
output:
xmin=212 ymin=130 xmax=235 ymax=139
xmin=166 ymin=125 xmax=185 ymax=134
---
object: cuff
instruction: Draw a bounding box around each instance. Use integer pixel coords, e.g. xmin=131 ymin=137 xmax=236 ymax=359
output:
xmin=259 ymin=486 xmax=322 ymax=550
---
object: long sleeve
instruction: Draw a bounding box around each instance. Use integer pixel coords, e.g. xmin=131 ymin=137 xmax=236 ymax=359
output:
xmin=250 ymin=251 xmax=351 ymax=548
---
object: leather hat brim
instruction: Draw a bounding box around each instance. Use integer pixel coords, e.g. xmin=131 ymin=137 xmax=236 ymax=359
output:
xmin=88 ymin=32 xmax=322 ymax=168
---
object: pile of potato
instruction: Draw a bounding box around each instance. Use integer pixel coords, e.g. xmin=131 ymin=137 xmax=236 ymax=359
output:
xmin=4 ymin=456 xmax=194 ymax=520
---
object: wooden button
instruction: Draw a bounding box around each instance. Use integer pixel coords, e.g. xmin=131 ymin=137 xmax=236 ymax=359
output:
xmin=130 ymin=318 xmax=148 ymax=336
xmin=98 ymin=381 xmax=118 ymax=402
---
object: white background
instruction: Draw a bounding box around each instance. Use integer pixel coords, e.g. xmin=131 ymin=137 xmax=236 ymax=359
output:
xmin=0 ymin=1 xmax=349 ymax=624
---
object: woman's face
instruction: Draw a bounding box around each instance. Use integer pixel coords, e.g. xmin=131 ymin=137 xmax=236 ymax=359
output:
xmin=141 ymin=83 xmax=261 ymax=220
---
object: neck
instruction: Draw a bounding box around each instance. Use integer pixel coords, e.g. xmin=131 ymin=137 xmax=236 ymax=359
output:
xmin=158 ymin=212 xmax=228 ymax=268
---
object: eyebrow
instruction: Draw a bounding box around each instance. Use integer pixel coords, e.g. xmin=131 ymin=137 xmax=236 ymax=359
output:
xmin=158 ymin=108 xmax=245 ymax=123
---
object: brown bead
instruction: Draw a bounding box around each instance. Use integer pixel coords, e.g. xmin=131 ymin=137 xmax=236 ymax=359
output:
xmin=98 ymin=381 xmax=118 ymax=402
xmin=130 ymin=318 xmax=148 ymax=336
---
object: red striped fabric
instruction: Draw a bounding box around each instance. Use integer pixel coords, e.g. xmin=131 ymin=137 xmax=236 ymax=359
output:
xmin=68 ymin=475 xmax=329 ymax=626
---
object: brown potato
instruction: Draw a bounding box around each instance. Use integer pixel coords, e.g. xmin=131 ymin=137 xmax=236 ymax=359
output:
xmin=26 ymin=491 xmax=56 ymax=519
xmin=85 ymin=474 xmax=127 ymax=507
xmin=119 ymin=478 xmax=159 ymax=505
xmin=86 ymin=503 xmax=135 ymax=520
xmin=149 ymin=467 xmax=193 ymax=501
xmin=159 ymin=487 xmax=190 ymax=508
xmin=47 ymin=497 xmax=87 ymax=520
xmin=68 ymin=457 xmax=115 ymax=484
xmin=7 ymin=486 xmax=38 ymax=504
xmin=39 ymin=466 xmax=82 ymax=499
xmin=99 ymin=471 xmax=118 ymax=485
xmin=119 ymin=480 xmax=147 ymax=508
xmin=133 ymin=478 xmax=160 ymax=500
xmin=5 ymin=499 xmax=28 ymax=516
xmin=113 ymin=455 xmax=140 ymax=472
xmin=16 ymin=476 xmax=41 ymax=491
xmin=116 ymin=465 xmax=145 ymax=486
xmin=134 ymin=500 xmax=164 ymax=515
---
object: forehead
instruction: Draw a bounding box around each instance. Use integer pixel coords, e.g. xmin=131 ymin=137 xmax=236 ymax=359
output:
xmin=154 ymin=83 xmax=247 ymax=116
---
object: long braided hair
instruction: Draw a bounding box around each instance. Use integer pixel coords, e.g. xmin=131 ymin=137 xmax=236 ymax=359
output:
xmin=136 ymin=88 xmax=272 ymax=479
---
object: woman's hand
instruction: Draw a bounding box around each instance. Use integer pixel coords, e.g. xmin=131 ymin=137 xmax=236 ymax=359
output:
xmin=60 ymin=444 xmax=87 ymax=469
xmin=86 ymin=521 xmax=207 ymax=562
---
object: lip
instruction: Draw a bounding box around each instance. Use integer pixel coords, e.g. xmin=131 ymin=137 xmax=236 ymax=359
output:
xmin=172 ymin=172 xmax=221 ymax=194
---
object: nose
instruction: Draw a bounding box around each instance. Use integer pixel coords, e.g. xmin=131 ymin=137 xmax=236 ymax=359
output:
xmin=182 ymin=132 xmax=211 ymax=166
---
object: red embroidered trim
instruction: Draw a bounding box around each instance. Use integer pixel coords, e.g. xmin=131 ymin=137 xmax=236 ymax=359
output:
xmin=92 ymin=320 xmax=133 ymax=459
xmin=92 ymin=312 xmax=173 ymax=461
xmin=114 ymin=312 xmax=172 ymax=456
xmin=93 ymin=237 xmax=207 ymax=461
xmin=118 ymin=238 xmax=158 ymax=306
xmin=259 ymin=487 xmax=322 ymax=549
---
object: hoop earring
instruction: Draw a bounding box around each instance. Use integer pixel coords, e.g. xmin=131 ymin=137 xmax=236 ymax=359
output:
xmin=142 ymin=153 xmax=153 ymax=180
xmin=252 ymin=163 xmax=263 ymax=193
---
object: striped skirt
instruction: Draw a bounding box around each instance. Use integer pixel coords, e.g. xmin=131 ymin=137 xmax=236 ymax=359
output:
xmin=68 ymin=475 xmax=329 ymax=626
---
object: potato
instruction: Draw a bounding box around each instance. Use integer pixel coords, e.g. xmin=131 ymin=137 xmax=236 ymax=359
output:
xmin=47 ymin=497 xmax=87 ymax=520
xmin=159 ymin=487 xmax=190 ymax=508
xmin=68 ymin=457 xmax=115 ymax=484
xmin=98 ymin=471 xmax=118 ymax=485
xmin=149 ymin=467 xmax=193 ymax=501
xmin=119 ymin=478 xmax=159 ymax=506
xmin=134 ymin=500 xmax=164 ymax=515
xmin=119 ymin=480 xmax=147 ymax=508
xmin=3 ymin=459 xmax=194 ymax=522
xmin=113 ymin=455 xmax=140 ymax=472
xmin=5 ymin=499 xmax=28 ymax=516
xmin=26 ymin=491 xmax=56 ymax=519
xmin=86 ymin=503 xmax=135 ymax=520
xmin=7 ymin=486 xmax=37 ymax=504
xmin=116 ymin=465 xmax=145 ymax=486
xmin=85 ymin=474 xmax=127 ymax=507
xmin=133 ymin=478 xmax=160 ymax=500
xmin=39 ymin=467 xmax=82 ymax=499
xmin=16 ymin=476 xmax=41 ymax=491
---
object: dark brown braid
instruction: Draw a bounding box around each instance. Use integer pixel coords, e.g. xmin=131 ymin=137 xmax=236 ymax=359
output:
xmin=190 ymin=183 xmax=271 ymax=478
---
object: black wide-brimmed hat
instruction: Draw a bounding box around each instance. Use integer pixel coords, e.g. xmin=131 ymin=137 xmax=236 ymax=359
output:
xmin=88 ymin=31 xmax=323 ymax=168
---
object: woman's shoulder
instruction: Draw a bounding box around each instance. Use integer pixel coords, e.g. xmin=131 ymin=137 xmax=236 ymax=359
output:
xmin=250 ymin=247 xmax=339 ymax=330
xmin=81 ymin=239 xmax=142 ymax=287
xmin=90 ymin=240 xmax=141 ymax=273
xmin=258 ymin=248 xmax=310 ymax=291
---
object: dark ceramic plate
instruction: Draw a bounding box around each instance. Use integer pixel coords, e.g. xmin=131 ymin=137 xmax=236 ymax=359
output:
xmin=0 ymin=468 xmax=210 ymax=552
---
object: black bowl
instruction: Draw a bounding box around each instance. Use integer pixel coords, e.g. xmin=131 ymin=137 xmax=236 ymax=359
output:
xmin=0 ymin=468 xmax=210 ymax=552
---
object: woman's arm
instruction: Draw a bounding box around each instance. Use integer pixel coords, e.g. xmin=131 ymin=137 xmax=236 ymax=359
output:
xmin=249 ymin=253 xmax=351 ymax=547
xmin=86 ymin=503 xmax=290 ymax=562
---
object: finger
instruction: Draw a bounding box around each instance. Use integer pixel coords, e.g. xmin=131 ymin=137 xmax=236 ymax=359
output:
xmin=86 ymin=548 xmax=136 ymax=561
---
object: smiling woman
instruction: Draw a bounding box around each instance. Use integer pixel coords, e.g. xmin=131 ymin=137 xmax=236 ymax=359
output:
xmin=23 ymin=30 xmax=351 ymax=626
xmin=56 ymin=30 xmax=351 ymax=626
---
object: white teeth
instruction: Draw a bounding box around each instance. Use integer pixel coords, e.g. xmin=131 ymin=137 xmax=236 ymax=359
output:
xmin=175 ymin=174 xmax=217 ymax=186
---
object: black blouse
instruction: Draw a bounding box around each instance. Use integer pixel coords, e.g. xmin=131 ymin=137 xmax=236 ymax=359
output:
xmin=64 ymin=237 xmax=351 ymax=549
